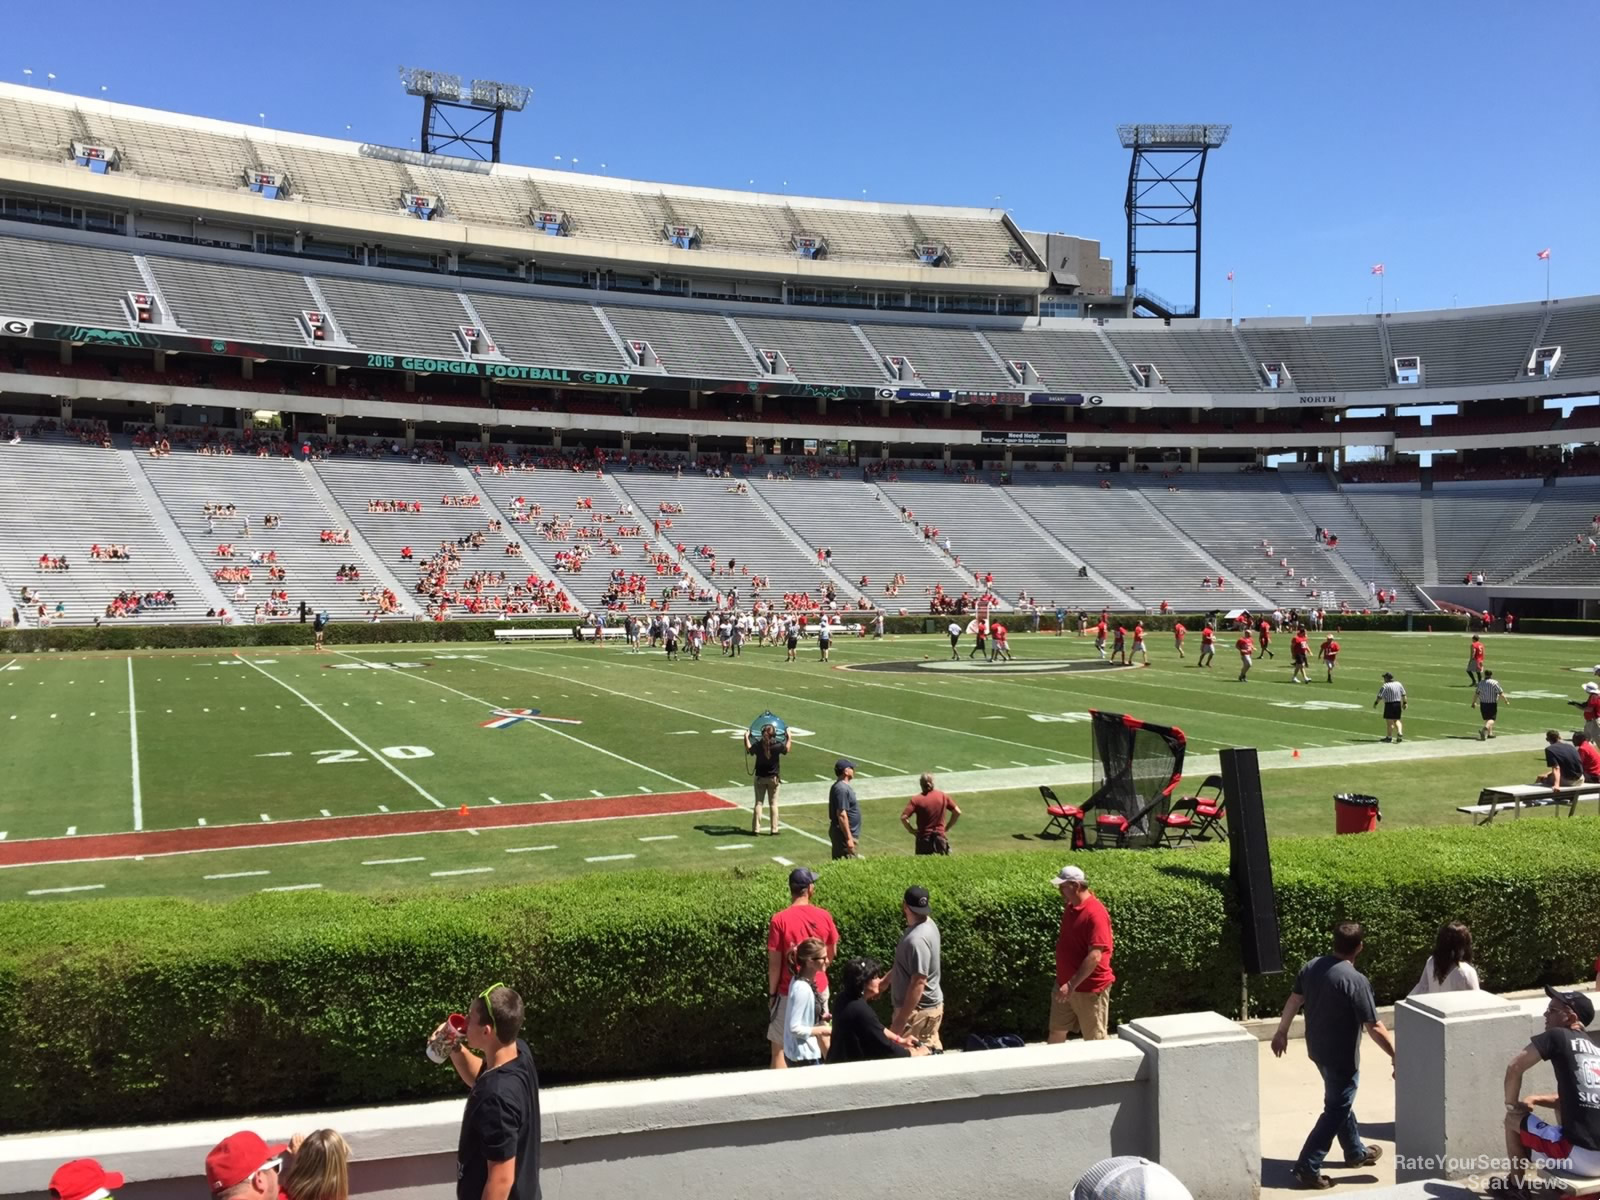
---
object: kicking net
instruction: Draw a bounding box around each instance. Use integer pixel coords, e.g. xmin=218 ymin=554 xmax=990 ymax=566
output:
xmin=1086 ymin=711 xmax=1187 ymax=837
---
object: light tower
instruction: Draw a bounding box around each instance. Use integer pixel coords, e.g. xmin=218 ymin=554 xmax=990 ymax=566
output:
xmin=400 ymin=68 xmax=531 ymax=163
xmin=1116 ymin=123 xmax=1231 ymax=319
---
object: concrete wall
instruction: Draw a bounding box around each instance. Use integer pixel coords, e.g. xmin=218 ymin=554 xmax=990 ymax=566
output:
xmin=1395 ymin=992 xmax=1555 ymax=1182
xmin=0 ymin=1013 xmax=1259 ymax=1200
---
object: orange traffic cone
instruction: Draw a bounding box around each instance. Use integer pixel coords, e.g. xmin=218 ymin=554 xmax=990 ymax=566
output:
xmin=1292 ymin=748 xmax=1301 ymax=758
xmin=458 ymin=804 xmax=469 ymax=816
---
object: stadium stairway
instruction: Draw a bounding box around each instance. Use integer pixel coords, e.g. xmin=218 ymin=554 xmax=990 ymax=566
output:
xmin=592 ymin=472 xmax=722 ymax=604
xmin=608 ymin=473 xmax=860 ymax=607
xmin=1292 ymin=483 xmax=1432 ymax=609
xmin=294 ymin=461 xmax=422 ymax=617
xmin=454 ymin=469 xmax=582 ymax=613
xmin=1122 ymin=488 xmax=1271 ymax=608
xmin=751 ymin=478 xmax=979 ymax=611
xmin=314 ymin=459 xmax=544 ymax=618
xmin=987 ymin=487 xmax=1136 ymax=610
xmin=0 ymin=571 xmax=24 ymax=628
xmin=0 ymin=439 xmax=220 ymax=624
xmin=875 ymin=476 xmax=1117 ymax=611
xmin=137 ymin=452 xmax=398 ymax=623
xmin=736 ymin=484 xmax=868 ymax=604
xmin=1135 ymin=477 xmax=1348 ymax=612
xmin=115 ymin=450 xmax=231 ymax=614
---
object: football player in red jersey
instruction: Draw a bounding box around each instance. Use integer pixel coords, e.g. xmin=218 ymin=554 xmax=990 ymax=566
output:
xmin=1257 ymin=617 xmax=1275 ymax=658
xmin=1198 ymin=622 xmax=1216 ymax=668
xmin=1172 ymin=620 xmax=1187 ymax=659
xmin=1236 ymin=631 xmax=1256 ymax=682
xmin=1290 ymin=627 xmax=1311 ymax=684
xmin=1319 ymin=634 xmax=1340 ymax=684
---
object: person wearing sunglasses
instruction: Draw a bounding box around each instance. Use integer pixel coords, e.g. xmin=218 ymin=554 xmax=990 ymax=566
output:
xmin=433 ymin=983 xmax=542 ymax=1200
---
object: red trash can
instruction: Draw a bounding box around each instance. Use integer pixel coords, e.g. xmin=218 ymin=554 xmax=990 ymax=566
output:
xmin=1334 ymin=793 xmax=1381 ymax=834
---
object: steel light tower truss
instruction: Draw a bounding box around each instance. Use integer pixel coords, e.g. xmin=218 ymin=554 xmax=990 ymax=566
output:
xmin=1117 ymin=123 xmax=1231 ymax=319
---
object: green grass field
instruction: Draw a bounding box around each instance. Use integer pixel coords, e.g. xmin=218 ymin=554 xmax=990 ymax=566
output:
xmin=2 ymin=629 xmax=1593 ymax=902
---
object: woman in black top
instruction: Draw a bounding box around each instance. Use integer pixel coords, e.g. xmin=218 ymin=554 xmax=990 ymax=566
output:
xmin=826 ymin=957 xmax=930 ymax=1063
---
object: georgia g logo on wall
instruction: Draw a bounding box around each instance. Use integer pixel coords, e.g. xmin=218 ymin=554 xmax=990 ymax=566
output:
xmin=2 ymin=319 xmax=32 ymax=336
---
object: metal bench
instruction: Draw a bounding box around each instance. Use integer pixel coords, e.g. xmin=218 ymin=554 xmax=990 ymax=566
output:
xmin=1458 ymin=783 xmax=1600 ymax=825
xmin=493 ymin=627 xmax=623 ymax=642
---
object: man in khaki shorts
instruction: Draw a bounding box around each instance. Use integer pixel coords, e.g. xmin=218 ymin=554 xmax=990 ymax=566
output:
xmin=889 ymin=886 xmax=944 ymax=1050
xmin=1048 ymin=865 xmax=1115 ymax=1042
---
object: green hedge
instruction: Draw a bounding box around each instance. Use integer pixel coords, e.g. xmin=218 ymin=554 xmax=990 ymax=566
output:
xmin=4 ymin=819 xmax=1600 ymax=1131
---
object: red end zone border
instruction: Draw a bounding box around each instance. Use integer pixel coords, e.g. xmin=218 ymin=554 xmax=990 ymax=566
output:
xmin=0 ymin=792 xmax=738 ymax=868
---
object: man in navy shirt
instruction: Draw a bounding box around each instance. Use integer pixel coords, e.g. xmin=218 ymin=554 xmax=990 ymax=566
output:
xmin=436 ymin=983 xmax=541 ymax=1200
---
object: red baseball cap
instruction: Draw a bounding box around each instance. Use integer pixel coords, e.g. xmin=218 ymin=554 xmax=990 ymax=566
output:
xmin=204 ymin=1131 xmax=285 ymax=1194
xmin=49 ymin=1159 xmax=125 ymax=1200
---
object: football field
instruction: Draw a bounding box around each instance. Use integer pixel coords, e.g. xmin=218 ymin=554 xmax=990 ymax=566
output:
xmin=1 ymin=628 xmax=1593 ymax=902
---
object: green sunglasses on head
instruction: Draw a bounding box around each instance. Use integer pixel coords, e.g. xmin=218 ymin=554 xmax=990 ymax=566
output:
xmin=477 ymin=981 xmax=508 ymax=1025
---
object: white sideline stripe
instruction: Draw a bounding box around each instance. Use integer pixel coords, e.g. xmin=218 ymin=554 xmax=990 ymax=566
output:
xmin=127 ymin=657 xmax=142 ymax=831
xmin=506 ymin=845 xmax=557 ymax=853
xmin=205 ymin=870 xmax=269 ymax=880
xmin=773 ymin=856 xmax=795 ymax=866
xmin=65 ymin=826 xmax=76 ymax=837
xmin=334 ymin=651 xmax=697 ymax=791
xmin=716 ymin=843 xmax=754 ymax=851
xmin=472 ymin=652 xmax=908 ymax=774
xmin=261 ymin=883 xmax=322 ymax=892
xmin=235 ymin=655 xmax=446 ymax=809
xmin=259 ymin=814 xmax=271 ymax=822
xmin=489 ymin=797 xmax=502 ymax=805
xmin=431 ymin=867 xmax=494 ymax=877
xmin=197 ymin=819 xmax=206 ymax=827
xmin=28 ymin=884 xmax=105 ymax=895
xmin=363 ymin=857 xmax=424 ymax=866
xmin=320 ymin=809 xmax=331 ymax=817
xmin=540 ymin=793 xmax=556 ymax=802
xmin=777 ymin=822 xmax=831 ymax=846
xmin=585 ymin=853 xmax=636 ymax=863
xmin=638 ymin=834 xmax=679 ymax=842
xmin=378 ymin=805 xmax=390 ymax=813
xmin=589 ymin=789 xmax=606 ymax=797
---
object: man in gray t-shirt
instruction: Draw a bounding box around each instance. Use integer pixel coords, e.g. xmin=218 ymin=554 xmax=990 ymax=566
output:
xmin=1270 ymin=922 xmax=1396 ymax=1189
xmin=828 ymin=760 xmax=860 ymax=859
xmin=888 ymin=886 xmax=944 ymax=1050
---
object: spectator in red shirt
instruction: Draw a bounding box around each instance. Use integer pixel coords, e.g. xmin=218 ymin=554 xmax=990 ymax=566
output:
xmin=1048 ymin=865 xmax=1115 ymax=1042
xmin=900 ymin=774 xmax=962 ymax=855
xmin=766 ymin=867 xmax=840 ymax=1069
xmin=1576 ymin=733 xmax=1600 ymax=784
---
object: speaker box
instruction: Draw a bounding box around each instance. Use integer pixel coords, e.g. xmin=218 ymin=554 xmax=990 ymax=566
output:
xmin=1221 ymin=747 xmax=1283 ymax=975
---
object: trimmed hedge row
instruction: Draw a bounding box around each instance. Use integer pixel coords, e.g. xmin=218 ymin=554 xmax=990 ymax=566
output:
xmin=4 ymin=820 xmax=1599 ymax=1131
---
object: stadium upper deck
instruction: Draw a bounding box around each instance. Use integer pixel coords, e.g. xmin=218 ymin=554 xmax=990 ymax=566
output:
xmin=0 ymin=83 xmax=1042 ymax=286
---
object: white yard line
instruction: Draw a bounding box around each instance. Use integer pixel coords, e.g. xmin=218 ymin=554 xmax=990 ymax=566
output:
xmin=362 ymin=857 xmax=424 ymax=866
xmin=127 ymin=657 xmax=143 ymax=831
xmin=234 ymin=655 xmax=445 ymax=809
xmin=333 ymin=651 xmax=699 ymax=791
xmin=715 ymin=842 xmax=754 ymax=851
xmin=432 ymin=867 xmax=494 ymax=877
xmin=585 ymin=853 xmax=637 ymax=863
xmin=28 ymin=884 xmax=105 ymax=896
xmin=261 ymin=883 xmax=322 ymax=893
xmin=777 ymin=821 xmax=831 ymax=846
xmin=467 ymin=652 xmax=910 ymax=774
xmin=638 ymin=834 xmax=679 ymax=842
xmin=773 ymin=856 xmax=795 ymax=866
xmin=505 ymin=845 xmax=558 ymax=853
xmin=205 ymin=870 xmax=270 ymax=880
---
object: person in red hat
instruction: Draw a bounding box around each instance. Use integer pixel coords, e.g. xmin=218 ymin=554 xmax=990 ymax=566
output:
xmin=204 ymin=1131 xmax=285 ymax=1199
xmin=48 ymin=1159 xmax=124 ymax=1200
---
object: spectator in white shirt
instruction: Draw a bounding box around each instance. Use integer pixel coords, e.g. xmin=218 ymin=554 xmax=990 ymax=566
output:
xmin=1409 ymin=922 xmax=1480 ymax=995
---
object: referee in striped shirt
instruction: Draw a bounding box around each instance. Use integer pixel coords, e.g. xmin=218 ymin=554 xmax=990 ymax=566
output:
xmin=1472 ymin=670 xmax=1507 ymax=741
xmin=1375 ymin=673 xmax=1408 ymax=743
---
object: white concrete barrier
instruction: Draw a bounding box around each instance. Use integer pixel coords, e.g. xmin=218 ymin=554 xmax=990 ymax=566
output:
xmin=0 ymin=1015 xmax=1260 ymax=1199
xmin=1394 ymin=992 xmax=1553 ymax=1183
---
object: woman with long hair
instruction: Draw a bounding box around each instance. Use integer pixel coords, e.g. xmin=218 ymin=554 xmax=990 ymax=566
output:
xmin=1409 ymin=922 xmax=1480 ymax=994
xmin=279 ymin=1129 xmax=351 ymax=1200
xmin=826 ymin=956 xmax=931 ymax=1063
xmin=783 ymin=939 xmax=832 ymax=1066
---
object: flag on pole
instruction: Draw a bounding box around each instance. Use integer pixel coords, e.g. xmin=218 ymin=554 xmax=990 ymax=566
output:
xmin=1537 ymin=248 xmax=1551 ymax=260
xmin=1370 ymin=264 xmax=1385 ymax=276
xmin=1226 ymin=270 xmax=1234 ymax=281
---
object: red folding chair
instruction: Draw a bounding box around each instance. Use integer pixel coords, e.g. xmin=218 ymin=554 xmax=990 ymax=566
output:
xmin=1039 ymin=785 xmax=1087 ymax=846
xmin=1093 ymin=796 xmax=1169 ymax=849
xmin=1159 ymin=775 xmax=1226 ymax=847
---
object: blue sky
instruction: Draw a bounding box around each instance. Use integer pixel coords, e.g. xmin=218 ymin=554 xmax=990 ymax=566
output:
xmin=7 ymin=0 xmax=1597 ymax=318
